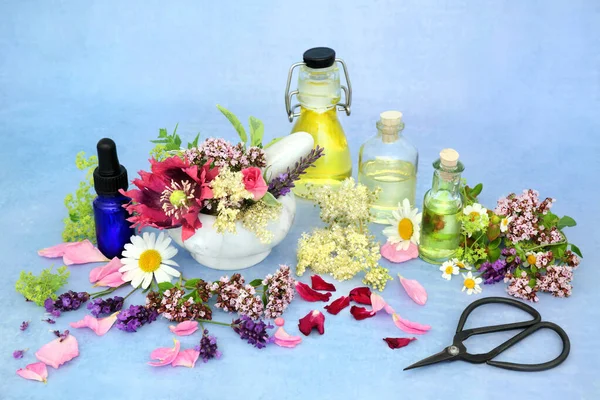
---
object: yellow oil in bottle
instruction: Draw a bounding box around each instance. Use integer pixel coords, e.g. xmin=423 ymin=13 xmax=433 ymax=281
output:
xmin=358 ymin=159 xmax=416 ymax=224
xmin=291 ymin=107 xmax=352 ymax=197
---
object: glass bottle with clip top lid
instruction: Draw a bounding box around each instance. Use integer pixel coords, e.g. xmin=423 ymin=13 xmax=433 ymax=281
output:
xmin=358 ymin=111 xmax=418 ymax=224
xmin=284 ymin=47 xmax=352 ymax=197
xmin=419 ymin=148 xmax=464 ymax=264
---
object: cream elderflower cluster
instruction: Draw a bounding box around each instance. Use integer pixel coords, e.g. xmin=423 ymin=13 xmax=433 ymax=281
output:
xmin=241 ymin=200 xmax=282 ymax=244
xmin=210 ymin=167 xmax=254 ymax=233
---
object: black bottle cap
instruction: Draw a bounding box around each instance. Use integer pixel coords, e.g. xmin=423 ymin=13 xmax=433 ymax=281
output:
xmin=303 ymin=47 xmax=336 ymax=69
xmin=93 ymin=138 xmax=128 ymax=195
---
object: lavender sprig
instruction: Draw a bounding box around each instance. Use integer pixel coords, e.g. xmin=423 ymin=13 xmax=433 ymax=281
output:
xmin=268 ymin=146 xmax=325 ymax=198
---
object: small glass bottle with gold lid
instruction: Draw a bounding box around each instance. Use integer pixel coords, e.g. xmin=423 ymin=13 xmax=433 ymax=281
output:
xmin=358 ymin=111 xmax=418 ymax=224
xmin=284 ymin=47 xmax=352 ymax=197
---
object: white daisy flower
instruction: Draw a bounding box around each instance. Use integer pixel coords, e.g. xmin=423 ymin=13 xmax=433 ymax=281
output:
xmin=440 ymin=261 xmax=459 ymax=280
xmin=523 ymin=252 xmax=539 ymax=268
xmin=462 ymin=271 xmax=483 ymax=295
xmin=452 ymin=258 xmax=472 ymax=271
xmin=382 ymin=198 xmax=422 ymax=251
xmin=463 ymin=203 xmax=487 ymax=219
xmin=500 ymin=216 xmax=513 ymax=233
xmin=119 ymin=232 xmax=180 ymax=289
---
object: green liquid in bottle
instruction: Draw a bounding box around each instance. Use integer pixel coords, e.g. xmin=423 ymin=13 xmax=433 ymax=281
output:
xmin=419 ymin=192 xmax=462 ymax=264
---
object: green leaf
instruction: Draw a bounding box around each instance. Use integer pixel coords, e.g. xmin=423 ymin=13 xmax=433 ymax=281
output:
xmin=541 ymin=211 xmax=559 ymax=228
xmin=249 ymin=116 xmax=264 ymax=147
xmin=554 ymin=243 xmax=567 ymax=259
xmin=528 ymin=278 xmax=537 ymax=288
xmin=217 ymin=104 xmax=247 ymax=144
xmin=249 ymin=278 xmax=263 ymax=287
xmin=184 ymin=278 xmax=200 ymax=289
xmin=488 ymin=237 xmax=501 ymax=250
xmin=488 ymin=246 xmax=501 ymax=262
xmin=262 ymin=291 xmax=268 ymax=307
xmin=261 ymin=192 xmax=280 ymax=207
xmin=188 ymin=133 xmax=200 ymax=149
xmin=264 ymin=137 xmax=283 ymax=149
xmin=570 ymin=244 xmax=583 ymax=258
xmin=469 ymin=183 xmax=483 ymax=197
xmin=486 ymin=224 xmax=500 ymax=242
xmin=557 ymin=215 xmax=576 ymax=230
xmin=515 ymin=267 xmax=523 ymax=277
xmin=158 ymin=282 xmax=174 ymax=292
xmin=182 ymin=290 xmax=197 ymax=301
xmin=158 ymin=128 xmax=168 ymax=138
xmin=530 ymin=265 xmax=538 ymax=274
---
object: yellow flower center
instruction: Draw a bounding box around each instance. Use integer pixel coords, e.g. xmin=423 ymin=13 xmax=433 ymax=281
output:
xmin=445 ymin=266 xmax=454 ymax=274
xmin=464 ymin=278 xmax=476 ymax=289
xmin=456 ymin=261 xmax=464 ymax=269
xmin=469 ymin=211 xmax=479 ymax=221
xmin=526 ymin=254 xmax=537 ymax=265
xmin=398 ymin=218 xmax=414 ymax=240
xmin=138 ymin=249 xmax=162 ymax=273
xmin=169 ymin=190 xmax=188 ymax=208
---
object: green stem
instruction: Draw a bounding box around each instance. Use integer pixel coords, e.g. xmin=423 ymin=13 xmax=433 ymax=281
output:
xmin=197 ymin=319 xmax=232 ymax=327
xmin=123 ymin=286 xmax=139 ymax=301
xmin=524 ymin=240 xmax=567 ymax=253
xmin=90 ymin=287 xmax=119 ymax=299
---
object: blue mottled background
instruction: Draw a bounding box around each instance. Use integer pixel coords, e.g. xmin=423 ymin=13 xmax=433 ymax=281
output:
xmin=1 ymin=1 xmax=599 ymax=399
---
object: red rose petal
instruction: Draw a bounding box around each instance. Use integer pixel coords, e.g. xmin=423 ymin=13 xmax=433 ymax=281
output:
xmin=298 ymin=310 xmax=325 ymax=336
xmin=349 ymin=287 xmax=372 ymax=305
xmin=310 ymin=275 xmax=336 ymax=292
xmin=383 ymin=337 xmax=417 ymax=349
xmin=324 ymin=296 xmax=350 ymax=315
xmin=295 ymin=281 xmax=332 ymax=302
xmin=350 ymin=306 xmax=376 ymax=320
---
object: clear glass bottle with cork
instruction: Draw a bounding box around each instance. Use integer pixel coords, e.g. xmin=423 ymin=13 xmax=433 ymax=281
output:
xmin=419 ymin=148 xmax=464 ymax=264
xmin=358 ymin=111 xmax=418 ymax=224
xmin=284 ymin=47 xmax=352 ymax=197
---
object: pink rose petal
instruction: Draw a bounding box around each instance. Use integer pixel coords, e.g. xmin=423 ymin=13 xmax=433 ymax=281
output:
xmin=148 ymin=339 xmax=181 ymax=367
xmin=89 ymin=258 xmax=125 ymax=287
xmin=392 ymin=313 xmax=431 ymax=335
xmin=169 ymin=321 xmax=199 ymax=336
xmin=381 ymin=242 xmax=419 ymax=263
xmin=16 ymin=362 xmax=48 ymax=383
xmin=39 ymin=240 xmax=109 ymax=265
xmin=35 ymin=334 xmax=79 ymax=369
xmin=274 ymin=327 xmax=303 ymax=348
xmin=171 ymin=349 xmax=200 ymax=368
xmin=398 ymin=274 xmax=428 ymax=305
xmin=370 ymin=293 xmax=396 ymax=315
xmin=70 ymin=313 xmax=118 ymax=336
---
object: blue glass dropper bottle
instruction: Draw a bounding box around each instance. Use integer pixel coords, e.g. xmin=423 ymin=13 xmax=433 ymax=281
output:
xmin=93 ymin=138 xmax=134 ymax=259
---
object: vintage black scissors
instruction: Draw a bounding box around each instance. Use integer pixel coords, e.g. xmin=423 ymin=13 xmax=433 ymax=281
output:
xmin=405 ymin=296 xmax=570 ymax=372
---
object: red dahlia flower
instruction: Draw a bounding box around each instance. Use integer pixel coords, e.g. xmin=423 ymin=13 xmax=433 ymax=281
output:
xmin=121 ymin=156 xmax=218 ymax=242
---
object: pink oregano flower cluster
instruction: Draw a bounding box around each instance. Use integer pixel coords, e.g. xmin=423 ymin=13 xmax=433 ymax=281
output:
xmin=495 ymin=189 xmax=561 ymax=244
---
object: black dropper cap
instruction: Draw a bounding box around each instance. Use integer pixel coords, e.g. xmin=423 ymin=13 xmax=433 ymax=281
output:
xmin=93 ymin=138 xmax=128 ymax=195
xmin=303 ymin=47 xmax=336 ymax=69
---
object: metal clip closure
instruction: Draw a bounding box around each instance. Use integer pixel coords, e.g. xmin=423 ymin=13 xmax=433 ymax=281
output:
xmin=284 ymin=59 xmax=352 ymax=122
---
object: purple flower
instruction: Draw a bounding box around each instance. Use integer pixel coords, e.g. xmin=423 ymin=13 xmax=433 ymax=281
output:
xmin=53 ymin=330 xmax=70 ymax=342
xmin=13 ymin=349 xmax=26 ymax=359
xmin=42 ymin=318 xmax=56 ymax=324
xmin=194 ymin=330 xmax=221 ymax=363
xmin=479 ymin=259 xmax=509 ymax=284
xmin=267 ymin=146 xmax=324 ymax=198
xmin=20 ymin=321 xmax=29 ymax=331
xmin=115 ymin=305 xmax=158 ymax=333
xmin=232 ymin=315 xmax=273 ymax=349
xmin=44 ymin=291 xmax=90 ymax=315
xmin=87 ymin=296 xmax=124 ymax=317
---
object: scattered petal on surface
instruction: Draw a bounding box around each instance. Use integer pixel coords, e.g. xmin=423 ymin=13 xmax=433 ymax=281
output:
xmin=89 ymin=257 xmax=125 ymax=287
xmin=274 ymin=317 xmax=285 ymax=327
xmin=171 ymin=349 xmax=200 ymax=368
xmin=13 ymin=349 xmax=26 ymax=359
xmin=392 ymin=313 xmax=431 ymax=335
xmin=169 ymin=321 xmax=199 ymax=336
xmin=370 ymin=293 xmax=395 ymax=314
xmin=383 ymin=337 xmax=417 ymax=349
xmin=38 ymin=240 xmax=109 ymax=265
xmin=298 ymin=310 xmax=325 ymax=336
xmin=70 ymin=313 xmax=118 ymax=336
xmin=295 ymin=282 xmax=332 ymax=302
xmin=324 ymin=296 xmax=351 ymax=315
xmin=310 ymin=275 xmax=336 ymax=292
xmin=398 ymin=274 xmax=428 ymax=306
xmin=20 ymin=321 xmax=29 ymax=331
xmin=381 ymin=241 xmax=419 ymax=263
xmin=350 ymin=306 xmax=376 ymax=320
xmin=16 ymin=362 xmax=48 ymax=383
xmin=35 ymin=334 xmax=79 ymax=369
xmin=274 ymin=326 xmax=303 ymax=348
xmin=349 ymin=287 xmax=372 ymax=305
xmin=148 ymin=339 xmax=181 ymax=367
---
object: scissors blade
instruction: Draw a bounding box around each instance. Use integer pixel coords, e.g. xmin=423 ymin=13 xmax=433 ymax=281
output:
xmin=404 ymin=347 xmax=458 ymax=371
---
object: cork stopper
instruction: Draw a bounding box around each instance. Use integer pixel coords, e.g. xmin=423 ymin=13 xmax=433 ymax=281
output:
xmin=439 ymin=148 xmax=459 ymax=168
xmin=379 ymin=111 xmax=403 ymax=143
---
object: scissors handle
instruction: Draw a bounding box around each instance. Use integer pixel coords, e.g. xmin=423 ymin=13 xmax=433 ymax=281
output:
xmin=456 ymin=297 xmax=541 ymax=340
